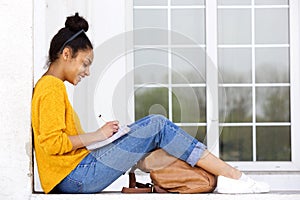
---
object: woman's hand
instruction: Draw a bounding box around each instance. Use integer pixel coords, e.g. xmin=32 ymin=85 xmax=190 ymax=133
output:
xmin=69 ymin=120 xmax=119 ymax=150
xmin=96 ymin=121 xmax=119 ymax=140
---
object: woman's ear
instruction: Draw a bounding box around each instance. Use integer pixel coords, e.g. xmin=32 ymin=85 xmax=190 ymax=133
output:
xmin=62 ymin=47 xmax=72 ymax=61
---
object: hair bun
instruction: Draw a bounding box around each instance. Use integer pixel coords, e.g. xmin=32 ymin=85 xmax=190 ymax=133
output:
xmin=65 ymin=12 xmax=89 ymax=32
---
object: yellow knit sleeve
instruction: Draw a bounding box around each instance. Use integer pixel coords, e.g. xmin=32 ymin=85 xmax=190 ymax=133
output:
xmin=73 ymin=111 xmax=85 ymax=134
xmin=38 ymin=89 xmax=73 ymax=155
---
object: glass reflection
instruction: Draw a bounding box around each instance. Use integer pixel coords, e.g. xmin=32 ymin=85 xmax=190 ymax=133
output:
xmin=134 ymin=0 xmax=168 ymax=6
xmin=134 ymin=64 xmax=169 ymax=85
xmin=172 ymin=87 xmax=206 ymax=123
xmin=218 ymin=48 xmax=252 ymax=83
xmin=256 ymin=126 xmax=291 ymax=161
xmin=134 ymin=48 xmax=168 ymax=84
xmin=219 ymin=87 xmax=252 ymax=123
xmin=218 ymin=9 xmax=251 ymax=44
xmin=255 ymin=0 xmax=289 ymax=5
xmin=135 ymin=87 xmax=169 ymax=120
xmin=181 ymin=126 xmax=207 ymax=144
xmin=171 ymin=9 xmax=205 ymax=44
xmin=220 ymin=126 xmax=253 ymax=161
xmin=134 ymin=9 xmax=168 ymax=45
xmin=256 ymin=87 xmax=290 ymax=122
xmin=172 ymin=0 xmax=205 ymax=5
xmin=255 ymin=47 xmax=289 ymax=83
xmin=172 ymin=48 xmax=206 ymax=83
xmin=255 ymin=8 xmax=289 ymax=44
xmin=218 ymin=0 xmax=251 ymax=5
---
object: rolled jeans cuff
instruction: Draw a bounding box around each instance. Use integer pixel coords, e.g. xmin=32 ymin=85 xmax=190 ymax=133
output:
xmin=186 ymin=141 xmax=207 ymax=167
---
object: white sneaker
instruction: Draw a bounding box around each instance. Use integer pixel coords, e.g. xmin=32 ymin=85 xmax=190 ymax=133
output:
xmin=215 ymin=175 xmax=270 ymax=194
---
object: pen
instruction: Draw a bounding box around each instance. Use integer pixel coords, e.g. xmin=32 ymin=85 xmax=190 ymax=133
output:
xmin=98 ymin=114 xmax=107 ymax=123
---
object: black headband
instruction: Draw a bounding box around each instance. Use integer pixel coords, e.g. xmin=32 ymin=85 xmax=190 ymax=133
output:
xmin=59 ymin=29 xmax=85 ymax=53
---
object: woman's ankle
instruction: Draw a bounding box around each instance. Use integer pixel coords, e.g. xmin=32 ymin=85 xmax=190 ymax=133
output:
xmin=227 ymin=168 xmax=242 ymax=180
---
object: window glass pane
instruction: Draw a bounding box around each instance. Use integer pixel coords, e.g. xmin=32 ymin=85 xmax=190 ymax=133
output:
xmin=255 ymin=8 xmax=289 ymax=44
xmin=172 ymin=48 xmax=206 ymax=83
xmin=134 ymin=0 xmax=168 ymax=6
xmin=255 ymin=48 xmax=290 ymax=83
xmin=181 ymin=126 xmax=207 ymax=144
xmin=256 ymin=126 xmax=291 ymax=161
xmin=256 ymin=87 xmax=290 ymax=122
xmin=172 ymin=87 xmax=206 ymax=123
xmin=255 ymin=47 xmax=289 ymax=83
xmin=134 ymin=9 xmax=168 ymax=45
xmin=172 ymin=0 xmax=205 ymax=5
xmin=218 ymin=48 xmax=252 ymax=83
xmin=220 ymin=126 xmax=253 ymax=161
xmin=135 ymin=87 xmax=169 ymax=120
xmin=134 ymin=48 xmax=168 ymax=84
xmin=218 ymin=9 xmax=251 ymax=44
xmin=218 ymin=0 xmax=251 ymax=5
xmin=255 ymin=0 xmax=289 ymax=5
xmin=171 ymin=9 xmax=205 ymax=44
xmin=220 ymin=87 xmax=252 ymax=123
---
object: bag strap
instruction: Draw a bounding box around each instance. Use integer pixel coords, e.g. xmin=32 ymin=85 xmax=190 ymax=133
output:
xmin=122 ymin=172 xmax=153 ymax=193
xmin=121 ymin=170 xmax=168 ymax=193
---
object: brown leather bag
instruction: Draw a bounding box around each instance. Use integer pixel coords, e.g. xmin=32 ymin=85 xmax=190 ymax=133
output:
xmin=122 ymin=149 xmax=217 ymax=194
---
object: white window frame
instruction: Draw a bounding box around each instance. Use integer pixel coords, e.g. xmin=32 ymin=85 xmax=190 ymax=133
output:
xmin=290 ymin=0 xmax=300 ymax=171
xmin=216 ymin=0 xmax=300 ymax=171
xmin=128 ymin=0 xmax=300 ymax=172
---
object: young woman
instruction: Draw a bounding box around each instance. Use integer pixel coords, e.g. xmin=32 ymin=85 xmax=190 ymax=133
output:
xmin=32 ymin=13 xmax=270 ymax=194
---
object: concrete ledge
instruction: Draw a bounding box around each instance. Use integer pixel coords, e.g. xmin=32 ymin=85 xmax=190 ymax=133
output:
xmin=31 ymin=192 xmax=300 ymax=200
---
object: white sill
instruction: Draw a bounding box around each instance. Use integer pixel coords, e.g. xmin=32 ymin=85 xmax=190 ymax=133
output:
xmin=34 ymin=171 xmax=300 ymax=193
xmin=31 ymin=192 xmax=300 ymax=200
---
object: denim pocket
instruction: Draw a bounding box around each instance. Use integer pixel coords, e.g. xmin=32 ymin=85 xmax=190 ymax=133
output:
xmin=56 ymin=154 xmax=97 ymax=193
xmin=56 ymin=172 xmax=83 ymax=193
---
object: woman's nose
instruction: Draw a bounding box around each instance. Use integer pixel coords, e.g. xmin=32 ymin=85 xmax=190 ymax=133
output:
xmin=85 ymin=67 xmax=90 ymax=76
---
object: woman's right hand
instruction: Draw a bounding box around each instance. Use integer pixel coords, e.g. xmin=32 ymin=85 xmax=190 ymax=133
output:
xmin=95 ymin=121 xmax=120 ymax=140
xmin=69 ymin=120 xmax=120 ymax=150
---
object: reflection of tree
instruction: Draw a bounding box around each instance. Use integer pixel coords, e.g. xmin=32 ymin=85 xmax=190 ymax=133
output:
xmin=256 ymin=87 xmax=291 ymax=161
xmin=172 ymin=87 xmax=206 ymax=123
xmin=135 ymin=87 xmax=206 ymax=123
xmin=256 ymin=64 xmax=289 ymax=83
xmin=256 ymin=126 xmax=291 ymax=161
xmin=134 ymin=86 xmax=206 ymax=142
xmin=219 ymin=87 xmax=253 ymax=161
xmin=219 ymin=72 xmax=290 ymax=161
xmin=220 ymin=127 xmax=252 ymax=161
xmin=135 ymin=64 xmax=291 ymax=161
xmin=220 ymin=86 xmax=291 ymax=161
xmin=257 ymin=87 xmax=290 ymax=122
xmin=220 ymin=70 xmax=252 ymax=84
xmin=181 ymin=126 xmax=207 ymax=145
xmin=135 ymin=87 xmax=169 ymax=120
xmin=219 ymin=87 xmax=252 ymax=123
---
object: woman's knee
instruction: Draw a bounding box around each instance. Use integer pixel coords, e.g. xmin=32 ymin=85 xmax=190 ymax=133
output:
xmin=149 ymin=114 xmax=168 ymax=124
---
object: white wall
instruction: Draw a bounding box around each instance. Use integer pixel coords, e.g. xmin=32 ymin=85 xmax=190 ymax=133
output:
xmin=0 ymin=0 xmax=33 ymax=199
xmin=76 ymin=0 xmax=129 ymax=132
xmin=34 ymin=0 xmax=129 ymax=131
xmin=33 ymin=0 xmax=129 ymax=192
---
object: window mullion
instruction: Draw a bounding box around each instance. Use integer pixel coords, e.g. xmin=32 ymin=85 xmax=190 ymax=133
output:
xmin=290 ymin=0 xmax=300 ymax=169
xmin=168 ymin=0 xmax=173 ymax=121
xmin=206 ymin=0 xmax=219 ymax=156
xmin=251 ymin=0 xmax=257 ymax=162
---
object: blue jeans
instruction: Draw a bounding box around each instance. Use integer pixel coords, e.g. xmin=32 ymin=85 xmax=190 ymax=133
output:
xmin=54 ymin=115 xmax=207 ymax=193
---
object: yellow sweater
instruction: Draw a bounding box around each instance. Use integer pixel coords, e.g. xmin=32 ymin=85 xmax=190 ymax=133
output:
xmin=31 ymin=75 xmax=89 ymax=193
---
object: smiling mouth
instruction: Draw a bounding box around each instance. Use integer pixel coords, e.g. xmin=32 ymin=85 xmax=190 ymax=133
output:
xmin=77 ymin=76 xmax=84 ymax=82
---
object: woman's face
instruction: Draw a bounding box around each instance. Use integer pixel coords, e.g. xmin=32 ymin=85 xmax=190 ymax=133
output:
xmin=65 ymin=49 xmax=94 ymax=85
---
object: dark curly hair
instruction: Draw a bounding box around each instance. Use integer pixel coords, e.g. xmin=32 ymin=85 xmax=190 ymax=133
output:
xmin=47 ymin=12 xmax=93 ymax=66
